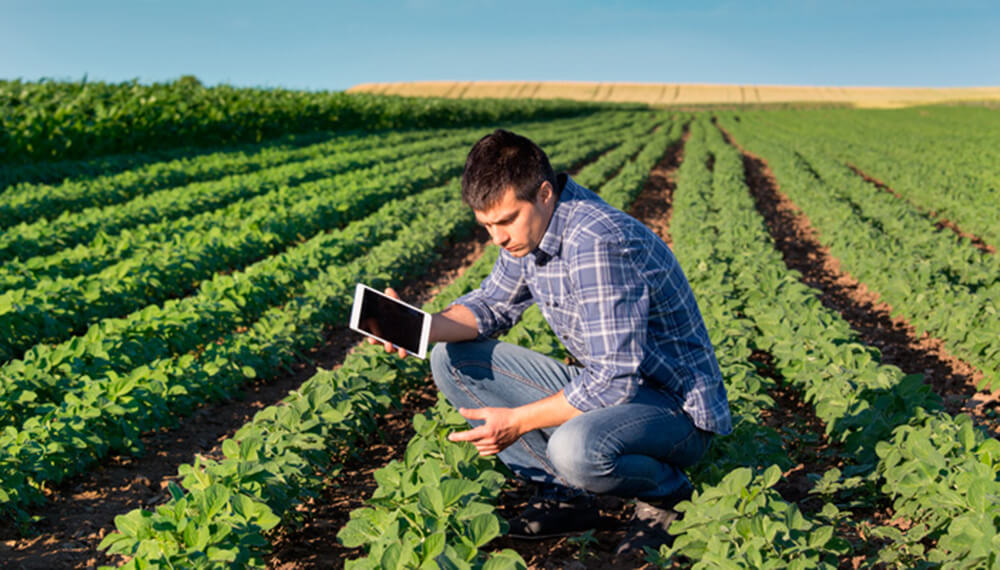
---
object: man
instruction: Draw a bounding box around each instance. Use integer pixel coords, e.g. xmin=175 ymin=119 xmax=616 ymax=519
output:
xmin=374 ymin=128 xmax=731 ymax=556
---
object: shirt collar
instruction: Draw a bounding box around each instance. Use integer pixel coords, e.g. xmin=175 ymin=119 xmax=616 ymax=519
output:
xmin=533 ymin=173 xmax=575 ymax=265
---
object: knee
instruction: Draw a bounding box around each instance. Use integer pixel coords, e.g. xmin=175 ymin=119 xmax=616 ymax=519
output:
xmin=547 ymin=419 xmax=612 ymax=492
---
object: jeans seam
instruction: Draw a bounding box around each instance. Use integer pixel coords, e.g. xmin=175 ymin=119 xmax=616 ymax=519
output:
xmin=452 ymin=358 xmax=560 ymax=395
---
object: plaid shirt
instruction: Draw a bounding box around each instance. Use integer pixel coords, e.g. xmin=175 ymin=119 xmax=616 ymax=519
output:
xmin=454 ymin=175 xmax=732 ymax=435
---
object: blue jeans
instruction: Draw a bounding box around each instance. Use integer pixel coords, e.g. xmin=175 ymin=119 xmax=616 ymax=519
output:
xmin=430 ymin=339 xmax=711 ymax=502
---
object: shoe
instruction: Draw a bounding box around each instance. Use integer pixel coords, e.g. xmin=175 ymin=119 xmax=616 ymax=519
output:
xmin=614 ymin=487 xmax=692 ymax=557
xmin=506 ymin=495 xmax=606 ymax=540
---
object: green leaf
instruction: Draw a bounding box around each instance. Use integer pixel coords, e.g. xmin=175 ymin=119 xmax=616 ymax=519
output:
xmin=467 ymin=513 xmax=500 ymax=547
xmin=419 ymin=486 xmax=445 ymax=517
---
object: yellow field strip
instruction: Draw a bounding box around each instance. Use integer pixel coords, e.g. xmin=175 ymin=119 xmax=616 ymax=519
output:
xmin=348 ymin=81 xmax=1000 ymax=108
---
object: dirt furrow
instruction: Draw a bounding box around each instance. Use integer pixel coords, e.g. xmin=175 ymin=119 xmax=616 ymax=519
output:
xmin=716 ymin=124 xmax=998 ymax=436
xmin=845 ymin=164 xmax=996 ymax=255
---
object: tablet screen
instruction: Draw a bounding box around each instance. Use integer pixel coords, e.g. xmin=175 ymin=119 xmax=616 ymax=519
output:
xmin=351 ymin=285 xmax=430 ymax=358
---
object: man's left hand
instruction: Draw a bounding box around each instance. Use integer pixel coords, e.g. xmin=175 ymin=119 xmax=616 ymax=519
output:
xmin=448 ymin=407 xmax=523 ymax=456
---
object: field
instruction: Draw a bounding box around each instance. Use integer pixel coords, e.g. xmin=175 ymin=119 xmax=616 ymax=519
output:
xmin=348 ymin=81 xmax=1000 ymax=109
xmin=0 ymin=80 xmax=998 ymax=569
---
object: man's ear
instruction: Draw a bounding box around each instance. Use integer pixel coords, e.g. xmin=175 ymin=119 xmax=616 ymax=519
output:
xmin=539 ymin=180 xmax=555 ymax=205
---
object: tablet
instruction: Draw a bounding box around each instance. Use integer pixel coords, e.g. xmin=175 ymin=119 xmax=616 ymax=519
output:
xmin=349 ymin=284 xmax=432 ymax=359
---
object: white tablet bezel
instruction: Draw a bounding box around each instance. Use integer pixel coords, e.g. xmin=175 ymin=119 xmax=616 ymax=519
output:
xmin=349 ymin=283 xmax=432 ymax=359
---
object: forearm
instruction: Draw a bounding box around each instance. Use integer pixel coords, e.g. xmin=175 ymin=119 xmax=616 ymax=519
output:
xmin=512 ymin=390 xmax=582 ymax=433
xmin=430 ymin=303 xmax=480 ymax=343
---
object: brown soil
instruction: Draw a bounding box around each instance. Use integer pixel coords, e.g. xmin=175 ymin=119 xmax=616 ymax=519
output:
xmin=748 ymin=351 xmax=840 ymax=509
xmin=846 ymin=164 xmax=996 ymax=255
xmin=715 ymin=124 xmax=998 ymax=436
xmin=0 ymin=227 xmax=490 ymax=570
xmin=627 ymin=130 xmax=688 ymax=249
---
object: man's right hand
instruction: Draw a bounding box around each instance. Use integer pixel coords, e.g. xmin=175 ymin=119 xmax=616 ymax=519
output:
xmin=366 ymin=287 xmax=409 ymax=359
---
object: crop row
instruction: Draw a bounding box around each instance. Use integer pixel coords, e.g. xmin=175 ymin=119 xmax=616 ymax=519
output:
xmin=0 ymin=130 xmax=339 ymax=193
xmin=0 ymin=115 xmax=663 ymax=525
xmin=719 ymin=114 xmax=999 ymax=389
xmin=0 ymin=123 xmax=448 ymax=229
xmin=0 ymin=111 xmax=636 ymax=292
xmin=95 ymin=114 xmax=671 ymax=567
xmin=0 ymin=124 xmax=492 ymax=264
xmin=659 ymin=117 xmax=998 ymax=568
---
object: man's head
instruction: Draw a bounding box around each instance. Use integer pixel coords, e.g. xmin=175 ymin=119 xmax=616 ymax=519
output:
xmin=461 ymin=129 xmax=559 ymax=257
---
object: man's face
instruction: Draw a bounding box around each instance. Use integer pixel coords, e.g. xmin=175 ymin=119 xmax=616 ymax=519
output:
xmin=474 ymin=182 xmax=556 ymax=258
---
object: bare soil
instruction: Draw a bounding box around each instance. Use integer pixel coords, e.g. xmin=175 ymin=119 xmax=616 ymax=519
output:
xmin=627 ymin=131 xmax=687 ymax=249
xmin=716 ymin=124 xmax=999 ymax=436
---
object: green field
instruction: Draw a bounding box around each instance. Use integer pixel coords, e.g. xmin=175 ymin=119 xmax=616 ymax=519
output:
xmin=0 ymin=79 xmax=997 ymax=569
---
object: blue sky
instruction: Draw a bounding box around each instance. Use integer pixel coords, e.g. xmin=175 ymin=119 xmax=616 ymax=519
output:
xmin=2 ymin=0 xmax=997 ymax=91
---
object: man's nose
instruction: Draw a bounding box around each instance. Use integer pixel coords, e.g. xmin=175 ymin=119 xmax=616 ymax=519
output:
xmin=490 ymin=226 xmax=509 ymax=246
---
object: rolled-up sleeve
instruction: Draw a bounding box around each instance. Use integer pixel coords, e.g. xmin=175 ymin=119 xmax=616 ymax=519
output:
xmin=563 ymin=235 xmax=648 ymax=412
xmin=453 ymin=250 xmax=534 ymax=338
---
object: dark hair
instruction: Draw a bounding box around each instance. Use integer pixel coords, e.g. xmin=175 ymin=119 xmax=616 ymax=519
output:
xmin=461 ymin=129 xmax=557 ymax=211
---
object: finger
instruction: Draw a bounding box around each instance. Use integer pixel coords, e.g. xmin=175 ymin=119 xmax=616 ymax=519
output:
xmin=385 ymin=287 xmax=400 ymax=299
xmin=397 ymin=346 xmax=407 ymax=359
xmin=458 ymin=407 xmax=488 ymax=420
xmin=448 ymin=425 xmax=489 ymax=443
xmin=366 ymin=337 xmax=376 ymax=345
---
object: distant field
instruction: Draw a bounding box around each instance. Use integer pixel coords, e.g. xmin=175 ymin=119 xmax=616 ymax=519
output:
xmin=348 ymin=81 xmax=1000 ymax=108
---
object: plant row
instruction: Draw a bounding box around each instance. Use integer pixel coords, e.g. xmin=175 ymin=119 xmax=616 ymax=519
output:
xmin=0 ymin=122 xmax=444 ymax=229
xmin=744 ymin=107 xmax=1000 ymax=248
xmin=641 ymin=117 xmax=848 ymax=567
xmin=0 ymin=126 xmax=484 ymax=264
xmin=718 ymin=114 xmax=999 ymax=390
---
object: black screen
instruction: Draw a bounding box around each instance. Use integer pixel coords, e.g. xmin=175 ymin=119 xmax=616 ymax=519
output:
xmin=357 ymin=288 xmax=425 ymax=353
